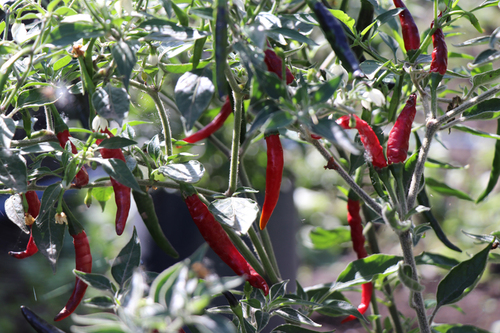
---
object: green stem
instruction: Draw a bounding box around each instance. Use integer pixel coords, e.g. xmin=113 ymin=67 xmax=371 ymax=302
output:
xmin=259 ymin=228 xmax=282 ymax=280
xmin=226 ymin=92 xmax=244 ymax=196
xmin=150 ymin=91 xmax=173 ymax=158
xmin=247 ymin=0 xmax=269 ymax=24
xmin=247 ymin=226 xmax=279 ymax=284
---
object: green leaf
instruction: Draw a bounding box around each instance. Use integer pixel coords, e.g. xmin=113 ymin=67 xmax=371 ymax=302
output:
xmin=0 ymin=148 xmax=27 ymax=192
xmin=46 ymin=23 xmax=105 ymax=46
xmin=5 ymin=194 xmax=29 ymax=234
xmin=171 ymin=2 xmax=189 ymax=26
xmin=98 ymin=137 xmax=137 ymax=149
xmin=453 ymin=36 xmax=489 ymax=47
xmin=150 ymin=262 xmax=184 ymax=303
xmin=477 ymin=119 xmax=500 ymax=203
xmin=267 ymin=27 xmax=318 ymax=46
xmin=310 ymin=118 xmax=361 ymax=155
xmin=397 ymin=261 xmax=425 ymax=292
xmin=254 ymin=68 xmax=288 ymax=100
xmin=463 ymin=99 xmax=500 ymax=121
xmin=425 ymin=177 xmax=473 ymax=201
xmin=461 ymin=230 xmax=496 ymax=244
xmin=472 ymin=49 xmax=500 ymax=67
xmin=270 ymin=280 xmax=288 ymax=302
xmin=309 ymin=227 xmax=351 ymax=249
xmin=308 ymin=76 xmax=342 ymax=104
xmin=314 ymin=299 xmax=365 ymax=320
xmin=146 ymin=134 xmax=161 ymax=163
xmin=415 ymin=252 xmax=460 ymax=270
xmin=32 ymin=183 xmax=65 ymax=272
xmin=175 ymin=69 xmax=215 ymax=130
xmin=274 ymin=308 xmax=321 ymax=327
xmin=0 ymin=115 xmax=15 ymax=148
xmin=272 ymin=324 xmax=334 ymax=333
xmin=328 ymin=9 xmax=355 ymax=32
xmin=255 ymin=310 xmax=270 ymax=331
xmin=99 ymin=158 xmax=143 ymax=193
xmin=190 ymin=314 xmax=237 ymax=333
xmin=158 ymin=160 xmax=205 ymax=183
xmin=208 ymin=197 xmax=259 ymax=234
xmin=436 ymin=243 xmax=491 ymax=310
xmin=83 ymin=296 xmax=115 ymax=309
xmin=111 ymin=227 xmax=141 ymax=288
xmin=111 ymin=40 xmax=137 ymax=90
xmin=471 ymin=67 xmax=500 ymax=86
xmin=453 ymin=124 xmax=500 ymax=140
xmin=74 ymin=270 xmax=116 ymax=293
xmin=92 ymin=85 xmax=130 ymax=126
xmin=53 ymin=55 xmax=72 ymax=71
xmin=461 ymin=11 xmax=482 ymax=33
xmin=160 ymin=61 xmax=211 ymax=74
xmin=17 ymin=88 xmax=58 ymax=109
xmin=336 ymin=254 xmax=401 ymax=288
xmin=432 ymin=324 xmax=491 ymax=333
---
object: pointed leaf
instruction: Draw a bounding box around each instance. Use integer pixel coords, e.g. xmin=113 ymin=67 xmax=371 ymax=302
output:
xmin=0 ymin=115 xmax=15 ymax=148
xmin=92 ymin=85 xmax=130 ymax=126
xmin=274 ymin=308 xmax=321 ymax=327
xmin=111 ymin=227 xmax=141 ymax=288
xmin=255 ymin=310 xmax=270 ymax=331
xmin=425 ymin=178 xmax=473 ymax=201
xmin=462 ymin=99 xmax=500 ymax=121
xmin=74 ymin=270 xmax=116 ymax=292
xmin=98 ymin=137 xmax=137 ymax=149
xmin=314 ymin=299 xmax=365 ymax=320
xmin=272 ymin=324 xmax=334 ymax=333
xmin=112 ymin=40 xmax=137 ymax=89
xmin=0 ymin=148 xmax=27 ymax=192
xmin=158 ymin=160 xmax=205 ymax=183
xmin=99 ymin=157 xmax=143 ymax=193
xmin=477 ymin=119 xmax=500 ymax=203
xmin=270 ymin=280 xmax=289 ymax=301
xmin=309 ymin=227 xmax=351 ymax=249
xmin=190 ymin=314 xmax=237 ymax=333
xmin=208 ymin=197 xmax=259 ymax=234
xmin=308 ymin=76 xmax=342 ymax=104
xmin=5 ymin=194 xmax=29 ymax=233
xmin=397 ymin=261 xmax=425 ymax=292
xmin=336 ymin=254 xmax=401 ymax=289
xmin=46 ymin=23 xmax=105 ymax=46
xmin=415 ymin=252 xmax=460 ymax=270
xmin=83 ymin=296 xmax=115 ymax=309
xmin=310 ymin=118 xmax=361 ymax=155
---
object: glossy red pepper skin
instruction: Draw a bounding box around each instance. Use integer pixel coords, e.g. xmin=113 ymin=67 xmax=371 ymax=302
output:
xmin=182 ymin=190 xmax=269 ymax=295
xmin=393 ymin=0 xmax=420 ymax=51
xmin=259 ymin=134 xmax=284 ymax=230
xmin=183 ymin=97 xmax=232 ymax=143
xmin=336 ymin=115 xmax=387 ymax=169
xmin=96 ymin=128 xmax=131 ymax=236
xmin=57 ymin=130 xmax=89 ymax=188
xmin=341 ymin=199 xmax=373 ymax=323
xmin=264 ymin=49 xmax=294 ymax=85
xmin=54 ymin=231 xmax=92 ymax=321
xmin=430 ymin=14 xmax=447 ymax=75
xmin=9 ymin=191 xmax=40 ymax=259
xmin=387 ymin=93 xmax=417 ymax=164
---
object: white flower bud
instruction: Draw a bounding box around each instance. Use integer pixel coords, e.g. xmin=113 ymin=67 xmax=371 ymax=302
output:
xmin=92 ymin=116 xmax=108 ymax=132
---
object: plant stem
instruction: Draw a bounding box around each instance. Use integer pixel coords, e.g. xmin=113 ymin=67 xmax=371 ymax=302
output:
xmin=226 ymin=91 xmax=244 ymax=196
xmin=149 ymin=91 xmax=173 ymax=158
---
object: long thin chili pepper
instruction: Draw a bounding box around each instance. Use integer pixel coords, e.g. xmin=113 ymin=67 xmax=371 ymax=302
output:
xmin=336 ymin=115 xmax=387 ymax=169
xmin=341 ymin=198 xmax=373 ymax=323
xmin=393 ymin=0 xmax=420 ymax=52
xmin=259 ymin=133 xmax=284 ymax=230
xmin=430 ymin=13 xmax=447 ymax=75
xmin=183 ymin=97 xmax=232 ymax=143
xmin=264 ymin=49 xmax=294 ymax=85
xmin=9 ymin=191 xmax=40 ymax=259
xmin=95 ymin=128 xmax=131 ymax=236
xmin=180 ymin=183 xmax=269 ymax=295
xmin=51 ymin=107 xmax=89 ymax=188
xmin=387 ymin=93 xmax=417 ymax=165
xmin=309 ymin=0 xmax=363 ymax=77
xmin=21 ymin=306 xmax=66 ymax=333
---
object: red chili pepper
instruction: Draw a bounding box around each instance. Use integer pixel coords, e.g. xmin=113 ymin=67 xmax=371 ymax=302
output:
xmin=310 ymin=134 xmax=322 ymax=140
xmin=52 ymin=108 xmax=89 ymax=189
xmin=341 ymin=199 xmax=373 ymax=323
xmin=259 ymin=133 xmax=284 ymax=230
xmin=183 ymin=97 xmax=232 ymax=143
xmin=336 ymin=115 xmax=387 ymax=169
xmin=393 ymin=0 xmax=420 ymax=51
xmin=430 ymin=13 xmax=447 ymax=75
xmin=95 ymin=128 xmax=131 ymax=236
xmin=180 ymin=184 xmax=269 ymax=295
xmin=264 ymin=49 xmax=294 ymax=85
xmin=9 ymin=191 xmax=40 ymax=259
xmin=54 ymin=230 xmax=92 ymax=321
xmin=387 ymin=93 xmax=417 ymax=164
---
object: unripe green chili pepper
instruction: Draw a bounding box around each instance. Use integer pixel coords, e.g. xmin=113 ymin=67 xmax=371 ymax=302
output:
xmin=260 ymin=133 xmax=284 ymax=230
xmin=264 ymin=49 xmax=295 ymax=85
xmin=9 ymin=191 xmax=40 ymax=259
xmin=308 ymin=0 xmax=364 ymax=78
xmin=21 ymin=306 xmax=66 ymax=333
xmin=132 ymin=184 xmax=179 ymax=258
xmin=95 ymin=127 xmax=131 ymax=236
xmin=180 ymin=183 xmax=269 ymax=295
xmin=387 ymin=93 xmax=417 ymax=165
xmin=183 ymin=97 xmax=232 ymax=144
xmin=430 ymin=13 xmax=447 ymax=75
xmin=214 ymin=0 xmax=228 ymax=97
xmin=393 ymin=0 xmax=420 ymax=52
xmin=336 ymin=115 xmax=387 ymax=169
xmin=341 ymin=198 xmax=373 ymax=323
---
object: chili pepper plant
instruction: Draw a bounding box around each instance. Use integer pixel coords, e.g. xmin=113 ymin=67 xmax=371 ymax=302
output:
xmin=2 ymin=0 xmax=500 ymax=332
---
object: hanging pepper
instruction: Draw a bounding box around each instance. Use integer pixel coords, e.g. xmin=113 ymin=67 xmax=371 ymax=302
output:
xmin=51 ymin=107 xmax=89 ymax=188
xmin=260 ymin=133 xmax=284 ymax=230
xmin=264 ymin=49 xmax=295 ymax=85
xmin=95 ymin=127 xmax=131 ymax=236
xmin=308 ymin=0 xmax=364 ymax=78
xmin=336 ymin=115 xmax=387 ymax=169
xmin=341 ymin=198 xmax=373 ymax=323
xmin=387 ymin=93 xmax=417 ymax=164
xmin=430 ymin=13 xmax=447 ymax=75
xmin=183 ymin=97 xmax=232 ymax=144
xmin=393 ymin=0 xmax=420 ymax=52
xmin=180 ymin=183 xmax=269 ymax=295
xmin=9 ymin=191 xmax=40 ymax=259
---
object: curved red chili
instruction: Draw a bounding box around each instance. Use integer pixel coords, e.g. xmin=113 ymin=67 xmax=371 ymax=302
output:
xmin=393 ymin=0 xmax=420 ymax=51
xmin=96 ymin=128 xmax=131 ymax=235
xmin=336 ymin=115 xmax=387 ymax=169
xmin=54 ymin=230 xmax=92 ymax=321
xmin=260 ymin=133 xmax=284 ymax=230
xmin=181 ymin=185 xmax=269 ymax=295
xmin=9 ymin=191 xmax=40 ymax=259
xmin=387 ymin=93 xmax=417 ymax=164
xmin=430 ymin=13 xmax=447 ymax=75
xmin=264 ymin=49 xmax=294 ymax=85
xmin=183 ymin=97 xmax=232 ymax=143
xmin=341 ymin=199 xmax=373 ymax=323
